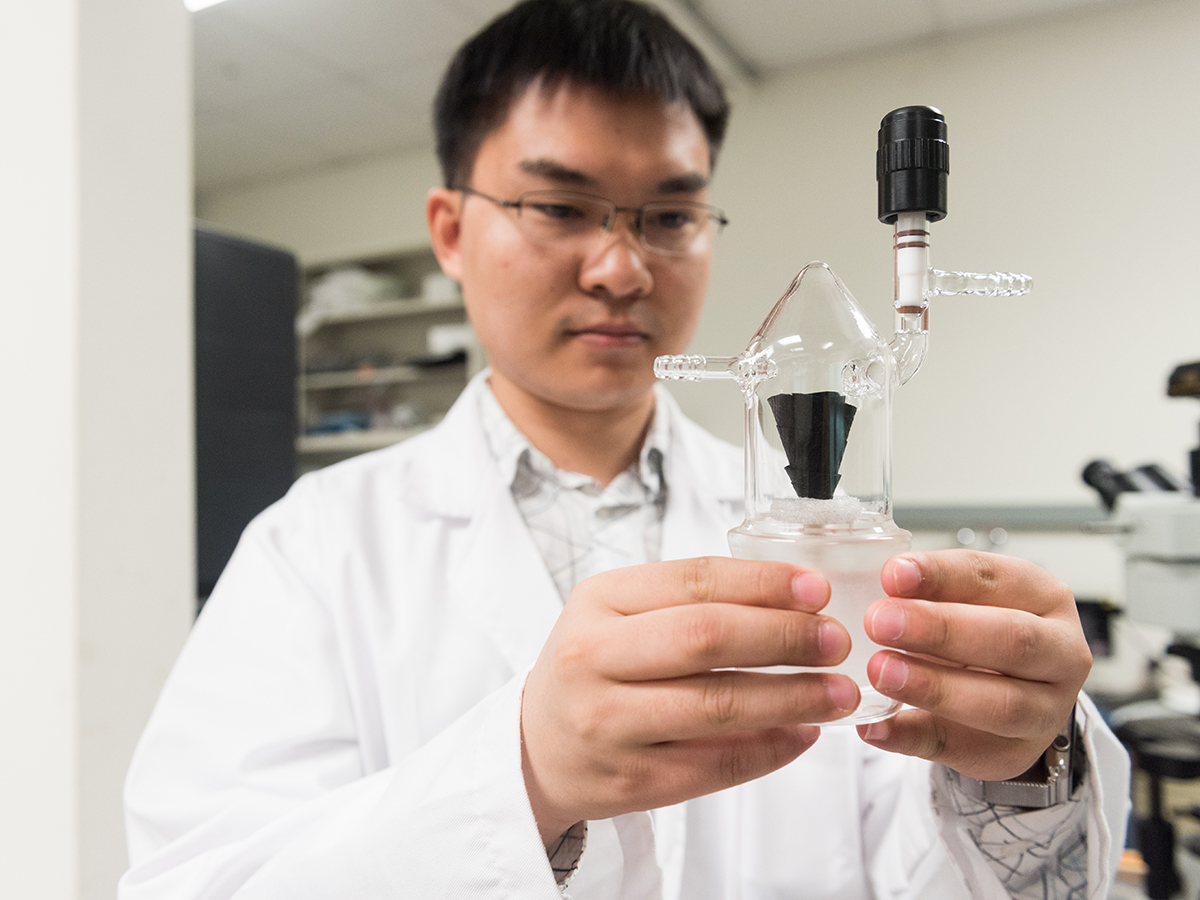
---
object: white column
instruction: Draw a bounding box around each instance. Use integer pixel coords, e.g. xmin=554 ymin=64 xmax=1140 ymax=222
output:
xmin=0 ymin=2 xmax=194 ymax=898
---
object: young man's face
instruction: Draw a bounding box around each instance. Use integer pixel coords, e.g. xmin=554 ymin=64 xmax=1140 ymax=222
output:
xmin=428 ymin=81 xmax=713 ymax=416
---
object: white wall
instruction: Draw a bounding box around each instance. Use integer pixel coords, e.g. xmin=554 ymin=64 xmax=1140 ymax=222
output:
xmin=199 ymin=0 xmax=1200 ymax=508
xmin=199 ymin=149 xmax=441 ymax=267
xmin=0 ymin=2 xmax=194 ymax=898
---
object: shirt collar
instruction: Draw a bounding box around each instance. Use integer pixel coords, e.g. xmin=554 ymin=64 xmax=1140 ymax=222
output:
xmin=478 ymin=379 xmax=668 ymax=496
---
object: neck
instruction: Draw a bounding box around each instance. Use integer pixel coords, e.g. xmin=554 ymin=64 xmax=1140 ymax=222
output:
xmin=489 ymin=378 xmax=656 ymax=486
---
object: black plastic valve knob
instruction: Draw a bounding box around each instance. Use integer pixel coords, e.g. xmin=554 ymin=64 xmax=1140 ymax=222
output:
xmin=877 ymin=105 xmax=949 ymax=224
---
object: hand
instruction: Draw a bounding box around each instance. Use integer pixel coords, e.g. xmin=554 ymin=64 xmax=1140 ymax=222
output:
xmin=857 ymin=549 xmax=1091 ymax=781
xmin=520 ymin=557 xmax=859 ymax=845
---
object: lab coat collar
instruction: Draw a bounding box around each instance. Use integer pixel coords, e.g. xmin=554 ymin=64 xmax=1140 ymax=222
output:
xmin=400 ymin=372 xmax=743 ymax=673
xmin=402 ymin=374 xmax=562 ymax=672
xmin=404 ymin=371 xmax=741 ymax=529
xmin=400 ymin=372 xmax=503 ymax=521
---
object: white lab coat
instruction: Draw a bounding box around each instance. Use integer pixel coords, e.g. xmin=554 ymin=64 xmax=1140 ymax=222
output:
xmin=121 ymin=374 xmax=1130 ymax=900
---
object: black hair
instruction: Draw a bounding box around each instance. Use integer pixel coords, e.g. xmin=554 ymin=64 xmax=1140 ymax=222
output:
xmin=433 ymin=0 xmax=730 ymax=188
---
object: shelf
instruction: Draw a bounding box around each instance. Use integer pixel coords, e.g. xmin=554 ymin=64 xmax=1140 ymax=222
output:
xmin=300 ymin=362 xmax=465 ymax=391
xmin=296 ymin=425 xmax=431 ymax=455
xmin=301 ymin=364 xmax=421 ymax=391
xmin=296 ymin=248 xmax=469 ymax=473
xmin=303 ymin=297 xmax=463 ymax=327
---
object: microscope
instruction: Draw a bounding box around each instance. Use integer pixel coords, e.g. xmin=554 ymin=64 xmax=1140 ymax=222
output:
xmin=1084 ymin=361 xmax=1200 ymax=900
xmin=1086 ymin=361 xmax=1200 ymax=671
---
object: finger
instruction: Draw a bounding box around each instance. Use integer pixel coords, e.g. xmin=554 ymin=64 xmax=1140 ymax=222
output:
xmin=614 ymin=670 xmax=860 ymax=743
xmin=864 ymin=597 xmax=1090 ymax=682
xmin=589 ymin=602 xmax=850 ymax=679
xmin=856 ymin=708 xmax=1049 ymax=782
xmin=881 ymin=550 xmax=1075 ymax=617
xmin=575 ymin=556 xmax=830 ymax=617
xmin=604 ymin=725 xmax=822 ymax=815
xmin=865 ymin=649 xmax=1064 ymax=739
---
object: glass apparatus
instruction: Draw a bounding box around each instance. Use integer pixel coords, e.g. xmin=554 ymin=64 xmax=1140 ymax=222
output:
xmin=656 ymin=106 xmax=1032 ymax=724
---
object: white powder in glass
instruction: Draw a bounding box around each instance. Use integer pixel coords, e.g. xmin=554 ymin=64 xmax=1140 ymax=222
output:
xmin=770 ymin=496 xmax=863 ymax=525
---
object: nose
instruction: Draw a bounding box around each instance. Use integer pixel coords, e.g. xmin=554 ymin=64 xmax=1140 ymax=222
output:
xmin=579 ymin=217 xmax=654 ymax=303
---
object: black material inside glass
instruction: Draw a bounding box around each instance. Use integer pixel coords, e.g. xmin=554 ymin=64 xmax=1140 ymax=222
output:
xmin=767 ymin=391 xmax=857 ymax=500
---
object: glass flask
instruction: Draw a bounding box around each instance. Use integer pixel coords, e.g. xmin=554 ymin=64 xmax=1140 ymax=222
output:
xmin=655 ymin=106 xmax=1031 ymax=725
xmin=733 ymin=263 xmax=905 ymax=723
xmin=660 ymin=262 xmax=908 ymax=725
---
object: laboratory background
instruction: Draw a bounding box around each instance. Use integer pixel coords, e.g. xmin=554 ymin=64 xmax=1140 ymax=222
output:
xmin=2 ymin=0 xmax=1199 ymax=897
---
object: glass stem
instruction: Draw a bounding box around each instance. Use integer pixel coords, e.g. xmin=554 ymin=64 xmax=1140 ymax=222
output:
xmin=891 ymin=212 xmax=930 ymax=385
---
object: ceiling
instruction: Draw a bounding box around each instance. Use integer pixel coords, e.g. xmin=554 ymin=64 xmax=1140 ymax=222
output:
xmin=193 ymin=0 xmax=1129 ymax=197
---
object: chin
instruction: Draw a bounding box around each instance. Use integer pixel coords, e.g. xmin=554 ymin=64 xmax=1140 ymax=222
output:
xmin=559 ymin=372 xmax=656 ymax=412
xmin=494 ymin=353 xmax=658 ymax=413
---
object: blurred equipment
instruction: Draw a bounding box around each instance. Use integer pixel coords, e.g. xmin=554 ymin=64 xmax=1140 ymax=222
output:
xmin=1113 ymin=715 xmax=1200 ymax=900
xmin=1169 ymin=361 xmax=1200 ymax=496
xmin=1083 ymin=360 xmax=1200 ymax=636
xmin=1083 ymin=460 xmax=1185 ymax=512
xmin=195 ymin=226 xmax=298 ymax=611
xmin=1084 ymin=360 xmax=1200 ymax=900
xmin=1111 ymin=492 xmax=1200 ymax=637
xmin=1075 ymin=598 xmax=1118 ymax=659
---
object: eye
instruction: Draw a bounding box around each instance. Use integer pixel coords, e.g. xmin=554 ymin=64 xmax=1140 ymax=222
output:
xmin=526 ymin=201 xmax=586 ymax=221
xmin=651 ymin=208 xmax=699 ymax=230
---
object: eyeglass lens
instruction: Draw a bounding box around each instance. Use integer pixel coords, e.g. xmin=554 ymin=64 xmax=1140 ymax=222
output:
xmin=514 ymin=191 xmax=722 ymax=255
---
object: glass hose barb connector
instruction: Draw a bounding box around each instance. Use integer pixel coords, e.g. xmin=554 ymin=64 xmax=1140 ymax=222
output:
xmin=655 ymin=106 xmax=1033 ymax=725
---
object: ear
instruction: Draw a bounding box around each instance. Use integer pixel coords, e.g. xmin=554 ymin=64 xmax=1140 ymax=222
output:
xmin=426 ymin=187 xmax=464 ymax=282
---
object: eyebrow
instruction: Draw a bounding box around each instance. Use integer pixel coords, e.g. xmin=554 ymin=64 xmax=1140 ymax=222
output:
xmin=518 ymin=158 xmax=596 ymax=187
xmin=655 ymin=172 xmax=709 ymax=194
xmin=517 ymin=158 xmax=710 ymax=195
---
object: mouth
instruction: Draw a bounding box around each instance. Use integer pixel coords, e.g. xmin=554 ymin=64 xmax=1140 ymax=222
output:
xmin=566 ymin=322 xmax=652 ymax=349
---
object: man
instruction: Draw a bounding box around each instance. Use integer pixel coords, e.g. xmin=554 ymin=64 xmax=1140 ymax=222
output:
xmin=122 ymin=1 xmax=1129 ymax=897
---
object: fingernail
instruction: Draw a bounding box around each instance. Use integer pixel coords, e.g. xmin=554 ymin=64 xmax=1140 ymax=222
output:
xmin=818 ymin=621 xmax=849 ymax=660
xmin=793 ymin=572 xmax=829 ymax=611
xmin=862 ymin=720 xmax=890 ymax=742
xmin=870 ymin=602 xmax=906 ymax=642
xmin=828 ymin=677 xmax=859 ymax=712
xmin=795 ymin=724 xmax=822 ymax=745
xmin=876 ymin=656 xmax=909 ymax=692
xmin=892 ymin=558 xmax=921 ymax=595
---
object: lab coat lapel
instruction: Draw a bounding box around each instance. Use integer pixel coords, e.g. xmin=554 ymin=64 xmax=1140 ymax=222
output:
xmin=659 ymin=391 xmax=743 ymax=563
xmin=661 ymin=479 xmax=736 ymax=562
xmin=416 ymin=377 xmax=564 ymax=676
xmin=450 ymin=465 xmax=563 ymax=675
xmin=412 ymin=378 xmax=743 ymax=675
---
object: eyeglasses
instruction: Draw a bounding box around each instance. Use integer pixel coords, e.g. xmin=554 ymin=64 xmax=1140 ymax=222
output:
xmin=458 ymin=187 xmax=728 ymax=257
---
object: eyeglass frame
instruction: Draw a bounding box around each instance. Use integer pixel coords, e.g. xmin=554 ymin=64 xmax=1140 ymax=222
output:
xmin=457 ymin=185 xmax=728 ymax=258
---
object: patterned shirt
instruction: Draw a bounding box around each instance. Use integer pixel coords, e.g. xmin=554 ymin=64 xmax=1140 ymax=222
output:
xmin=940 ymin=756 xmax=1090 ymax=899
xmin=478 ymin=382 xmax=668 ymax=602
